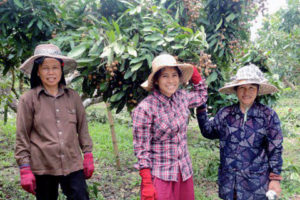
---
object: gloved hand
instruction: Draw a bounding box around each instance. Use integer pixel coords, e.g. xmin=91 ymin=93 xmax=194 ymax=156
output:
xmin=20 ymin=166 xmax=36 ymax=195
xmin=83 ymin=152 xmax=94 ymax=179
xmin=191 ymin=66 xmax=202 ymax=84
xmin=268 ymin=180 xmax=281 ymax=197
xmin=139 ymin=168 xmax=156 ymax=200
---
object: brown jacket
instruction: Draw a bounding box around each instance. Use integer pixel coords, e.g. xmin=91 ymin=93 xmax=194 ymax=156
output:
xmin=15 ymin=85 xmax=93 ymax=176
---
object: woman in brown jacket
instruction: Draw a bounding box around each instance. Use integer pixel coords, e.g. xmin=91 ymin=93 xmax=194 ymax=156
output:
xmin=15 ymin=44 xmax=94 ymax=200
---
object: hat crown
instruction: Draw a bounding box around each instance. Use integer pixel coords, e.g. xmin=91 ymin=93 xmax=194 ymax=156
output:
xmin=233 ymin=64 xmax=267 ymax=83
xmin=151 ymin=54 xmax=177 ymax=71
xmin=34 ymin=44 xmax=62 ymax=56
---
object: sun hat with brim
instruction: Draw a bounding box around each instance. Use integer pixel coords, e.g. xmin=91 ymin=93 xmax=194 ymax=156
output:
xmin=219 ymin=64 xmax=279 ymax=95
xmin=19 ymin=44 xmax=77 ymax=75
xmin=141 ymin=54 xmax=193 ymax=91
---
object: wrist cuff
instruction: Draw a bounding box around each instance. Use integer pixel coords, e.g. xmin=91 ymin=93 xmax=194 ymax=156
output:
xmin=269 ymin=172 xmax=283 ymax=181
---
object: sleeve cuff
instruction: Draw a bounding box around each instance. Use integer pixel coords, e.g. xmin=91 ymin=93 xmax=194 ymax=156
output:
xmin=269 ymin=172 xmax=283 ymax=181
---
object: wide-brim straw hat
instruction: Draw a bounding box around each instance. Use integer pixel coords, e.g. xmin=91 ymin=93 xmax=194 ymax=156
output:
xmin=219 ymin=64 xmax=279 ymax=95
xmin=19 ymin=44 xmax=77 ymax=75
xmin=141 ymin=54 xmax=193 ymax=91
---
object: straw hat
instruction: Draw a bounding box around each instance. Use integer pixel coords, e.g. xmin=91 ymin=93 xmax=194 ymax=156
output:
xmin=219 ymin=64 xmax=279 ymax=95
xmin=141 ymin=54 xmax=193 ymax=91
xmin=19 ymin=44 xmax=77 ymax=75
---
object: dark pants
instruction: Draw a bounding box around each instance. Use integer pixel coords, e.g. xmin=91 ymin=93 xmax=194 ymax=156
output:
xmin=35 ymin=170 xmax=89 ymax=200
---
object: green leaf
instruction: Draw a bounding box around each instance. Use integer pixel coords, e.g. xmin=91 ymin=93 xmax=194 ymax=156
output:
xmin=87 ymin=15 xmax=101 ymax=24
xmin=171 ymin=44 xmax=184 ymax=50
xmin=180 ymin=26 xmax=193 ymax=34
xmin=215 ymin=19 xmax=223 ymax=31
xmin=209 ymin=38 xmax=218 ymax=48
xmin=76 ymin=58 xmax=95 ymax=64
xmin=206 ymin=71 xmax=218 ymax=85
xmin=110 ymin=91 xmax=125 ymax=102
xmin=27 ymin=19 xmax=37 ymax=29
xmin=37 ymin=20 xmax=43 ymax=30
xmin=68 ymin=44 xmax=87 ymax=59
xmin=164 ymin=37 xmax=174 ymax=42
xmin=144 ymin=34 xmax=162 ymax=42
xmin=225 ymin=13 xmax=236 ymax=22
xmin=100 ymin=82 xmax=108 ymax=91
xmin=130 ymin=62 xmax=143 ymax=72
xmin=132 ymin=34 xmax=139 ymax=47
xmin=218 ymin=48 xmax=224 ymax=57
xmin=113 ymin=42 xmax=125 ymax=55
xmin=108 ymin=30 xmax=115 ymax=43
xmin=130 ymin=56 xmax=146 ymax=64
xmin=112 ymin=20 xmax=121 ymax=35
xmin=128 ymin=46 xmax=137 ymax=57
xmin=124 ymin=69 xmax=133 ymax=79
xmin=100 ymin=46 xmax=112 ymax=58
xmin=89 ymin=40 xmax=102 ymax=55
xmin=13 ymin=0 xmax=23 ymax=8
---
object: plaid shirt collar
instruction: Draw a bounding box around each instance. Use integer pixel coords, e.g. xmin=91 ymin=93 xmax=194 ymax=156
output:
xmin=153 ymin=89 xmax=177 ymax=105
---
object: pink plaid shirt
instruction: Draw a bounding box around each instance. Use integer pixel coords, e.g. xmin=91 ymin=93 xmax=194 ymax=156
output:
xmin=132 ymin=80 xmax=207 ymax=181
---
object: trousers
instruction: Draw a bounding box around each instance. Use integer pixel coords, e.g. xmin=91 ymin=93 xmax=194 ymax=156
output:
xmin=35 ymin=170 xmax=89 ymax=200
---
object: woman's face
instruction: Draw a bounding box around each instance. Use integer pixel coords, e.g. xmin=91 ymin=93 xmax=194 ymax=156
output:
xmin=236 ymin=84 xmax=258 ymax=108
xmin=156 ymin=67 xmax=180 ymax=97
xmin=37 ymin=58 xmax=62 ymax=89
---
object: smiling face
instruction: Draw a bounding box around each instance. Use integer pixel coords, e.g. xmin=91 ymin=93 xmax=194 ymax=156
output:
xmin=236 ymin=84 xmax=258 ymax=110
xmin=155 ymin=67 xmax=180 ymax=97
xmin=37 ymin=58 xmax=62 ymax=90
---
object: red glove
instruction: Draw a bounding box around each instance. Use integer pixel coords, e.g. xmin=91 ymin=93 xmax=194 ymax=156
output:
xmin=191 ymin=66 xmax=202 ymax=84
xmin=83 ymin=152 xmax=94 ymax=179
xmin=20 ymin=166 xmax=36 ymax=195
xmin=139 ymin=168 xmax=156 ymax=200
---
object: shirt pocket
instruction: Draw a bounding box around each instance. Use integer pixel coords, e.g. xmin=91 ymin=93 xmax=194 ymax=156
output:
xmin=68 ymin=108 xmax=77 ymax=124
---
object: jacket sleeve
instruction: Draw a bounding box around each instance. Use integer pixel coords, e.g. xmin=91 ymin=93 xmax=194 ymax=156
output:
xmin=266 ymin=110 xmax=283 ymax=175
xmin=196 ymin=109 xmax=221 ymax=139
xmin=74 ymin=91 xmax=93 ymax=153
xmin=187 ymin=79 xmax=208 ymax=108
xmin=132 ymin=105 xmax=153 ymax=169
xmin=15 ymin=94 xmax=33 ymax=167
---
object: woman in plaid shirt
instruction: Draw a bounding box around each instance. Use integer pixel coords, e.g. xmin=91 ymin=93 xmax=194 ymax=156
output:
xmin=132 ymin=53 xmax=208 ymax=200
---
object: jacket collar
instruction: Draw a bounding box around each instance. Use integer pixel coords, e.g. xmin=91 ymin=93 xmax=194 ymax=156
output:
xmin=232 ymin=102 xmax=258 ymax=117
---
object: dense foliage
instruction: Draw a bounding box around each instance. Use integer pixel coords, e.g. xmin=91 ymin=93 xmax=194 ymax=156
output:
xmin=1 ymin=0 xmax=293 ymax=115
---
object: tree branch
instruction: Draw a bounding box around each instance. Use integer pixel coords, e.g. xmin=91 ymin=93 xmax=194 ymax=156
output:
xmin=83 ymin=96 xmax=103 ymax=108
xmin=66 ymin=70 xmax=80 ymax=85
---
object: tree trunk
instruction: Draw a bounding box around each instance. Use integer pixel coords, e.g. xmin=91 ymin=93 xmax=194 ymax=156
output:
xmin=19 ymin=73 xmax=24 ymax=94
xmin=105 ymin=102 xmax=121 ymax=170
xmin=4 ymin=105 xmax=8 ymax=124
xmin=282 ymin=76 xmax=296 ymax=90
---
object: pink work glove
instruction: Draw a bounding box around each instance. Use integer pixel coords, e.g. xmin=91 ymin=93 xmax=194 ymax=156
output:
xmin=191 ymin=66 xmax=202 ymax=84
xmin=83 ymin=152 xmax=94 ymax=179
xmin=20 ymin=166 xmax=36 ymax=195
xmin=139 ymin=168 xmax=157 ymax=200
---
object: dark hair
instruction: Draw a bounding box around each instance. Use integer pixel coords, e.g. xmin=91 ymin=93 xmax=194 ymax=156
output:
xmin=30 ymin=56 xmax=66 ymax=89
xmin=234 ymin=84 xmax=259 ymax=91
xmin=153 ymin=66 xmax=182 ymax=90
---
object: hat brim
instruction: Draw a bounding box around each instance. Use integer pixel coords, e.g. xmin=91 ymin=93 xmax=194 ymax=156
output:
xmin=219 ymin=80 xmax=279 ymax=95
xmin=19 ymin=54 xmax=77 ymax=75
xmin=141 ymin=63 xmax=193 ymax=91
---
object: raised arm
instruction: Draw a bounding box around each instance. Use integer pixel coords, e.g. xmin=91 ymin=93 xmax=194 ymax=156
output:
xmin=196 ymin=104 xmax=220 ymax=139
